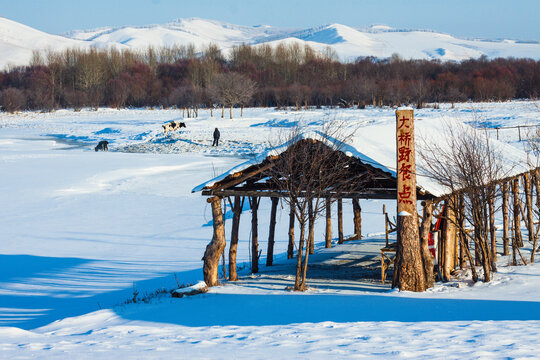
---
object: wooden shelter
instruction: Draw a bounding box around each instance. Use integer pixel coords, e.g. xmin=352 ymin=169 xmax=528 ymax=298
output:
xmin=193 ymin=121 xmax=535 ymax=288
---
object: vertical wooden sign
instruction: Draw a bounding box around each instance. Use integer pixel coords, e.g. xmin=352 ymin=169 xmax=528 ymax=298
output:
xmin=396 ymin=108 xmax=417 ymax=215
xmin=394 ymin=108 xmax=425 ymax=292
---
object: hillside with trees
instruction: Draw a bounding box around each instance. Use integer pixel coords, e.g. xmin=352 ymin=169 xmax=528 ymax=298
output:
xmin=0 ymin=43 xmax=538 ymax=113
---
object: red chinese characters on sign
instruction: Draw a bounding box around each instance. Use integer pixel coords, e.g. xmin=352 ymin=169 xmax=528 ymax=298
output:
xmin=396 ymin=112 xmax=416 ymax=213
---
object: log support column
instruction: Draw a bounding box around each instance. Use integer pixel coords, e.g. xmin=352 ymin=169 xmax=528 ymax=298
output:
xmin=287 ymin=202 xmax=295 ymax=259
xmin=308 ymin=200 xmax=315 ymax=254
xmin=524 ymin=173 xmax=536 ymax=262
xmin=337 ymin=199 xmax=344 ymax=244
xmin=203 ymin=196 xmax=227 ymax=287
xmin=250 ymin=196 xmax=260 ymax=273
xmin=352 ymin=197 xmax=362 ymax=240
xmin=325 ymin=198 xmax=332 ymax=248
xmin=228 ymin=196 xmax=243 ymax=281
xmin=266 ymin=197 xmax=279 ymax=266
xmin=512 ymin=178 xmax=522 ymax=264
xmin=501 ymin=182 xmax=510 ymax=256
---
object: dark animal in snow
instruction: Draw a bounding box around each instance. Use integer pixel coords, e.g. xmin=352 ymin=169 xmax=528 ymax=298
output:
xmin=95 ymin=140 xmax=109 ymax=152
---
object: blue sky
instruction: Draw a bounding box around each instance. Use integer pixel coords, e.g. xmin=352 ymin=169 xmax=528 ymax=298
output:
xmin=2 ymin=0 xmax=539 ymax=40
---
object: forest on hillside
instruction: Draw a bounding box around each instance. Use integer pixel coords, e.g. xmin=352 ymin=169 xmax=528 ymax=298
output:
xmin=0 ymin=43 xmax=539 ymax=113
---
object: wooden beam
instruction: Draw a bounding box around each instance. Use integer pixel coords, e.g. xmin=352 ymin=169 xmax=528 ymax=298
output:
xmin=210 ymin=160 xmax=276 ymax=191
xmin=203 ymin=189 xmax=433 ymax=200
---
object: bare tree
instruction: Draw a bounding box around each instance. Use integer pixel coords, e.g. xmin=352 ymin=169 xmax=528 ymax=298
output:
xmin=0 ymin=88 xmax=26 ymax=113
xmin=267 ymin=124 xmax=365 ymax=290
xmin=208 ymin=72 xmax=256 ymax=119
xmin=419 ymin=122 xmax=507 ymax=282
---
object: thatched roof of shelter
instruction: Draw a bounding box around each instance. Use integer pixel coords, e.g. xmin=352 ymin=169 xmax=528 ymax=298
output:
xmin=193 ymin=118 xmax=531 ymax=199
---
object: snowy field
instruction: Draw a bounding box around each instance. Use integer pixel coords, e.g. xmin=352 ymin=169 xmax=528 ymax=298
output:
xmin=1 ymin=101 xmax=540 ymax=358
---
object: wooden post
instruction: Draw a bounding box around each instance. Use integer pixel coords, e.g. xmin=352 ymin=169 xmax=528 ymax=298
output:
xmin=337 ymin=198 xmax=344 ymax=244
xmin=524 ymin=173 xmax=536 ymax=262
xmin=250 ymin=196 xmax=260 ymax=273
xmin=203 ymin=196 xmax=226 ymax=287
xmin=308 ymin=199 xmax=315 ymax=255
xmin=383 ymin=204 xmax=389 ymax=247
xmin=393 ymin=108 xmax=425 ymax=292
xmin=501 ymin=182 xmax=510 ymax=256
xmin=352 ymin=197 xmax=362 ymax=240
xmin=533 ymin=170 xmax=540 ymax=256
xmin=441 ymin=199 xmax=457 ymax=281
xmin=325 ymin=198 xmax=332 ymax=248
xmin=419 ymin=201 xmax=434 ymax=288
xmin=512 ymin=178 xmax=523 ymax=249
xmin=287 ymin=202 xmax=295 ymax=259
xmin=266 ymin=197 xmax=279 ymax=266
xmin=488 ymin=188 xmax=497 ymax=262
xmin=458 ymin=194 xmax=467 ymax=268
xmin=228 ymin=196 xmax=243 ymax=281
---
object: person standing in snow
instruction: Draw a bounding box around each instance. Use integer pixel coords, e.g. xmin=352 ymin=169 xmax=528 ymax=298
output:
xmin=213 ymin=127 xmax=220 ymax=146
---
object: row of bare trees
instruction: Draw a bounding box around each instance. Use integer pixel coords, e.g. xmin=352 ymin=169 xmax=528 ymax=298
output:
xmin=1 ymin=44 xmax=539 ymax=113
xmin=418 ymin=122 xmax=540 ymax=285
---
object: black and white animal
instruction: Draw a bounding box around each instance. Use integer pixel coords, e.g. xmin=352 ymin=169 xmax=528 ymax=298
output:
xmin=95 ymin=140 xmax=109 ymax=152
xmin=162 ymin=120 xmax=186 ymax=136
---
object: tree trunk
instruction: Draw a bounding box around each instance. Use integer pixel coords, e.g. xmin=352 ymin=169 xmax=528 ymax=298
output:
xmin=250 ymin=196 xmax=259 ymax=273
xmin=221 ymin=105 xmax=224 ymax=118
xmin=229 ymin=196 xmax=242 ymax=281
xmin=203 ymin=197 xmax=226 ymax=287
xmin=502 ymin=182 xmax=510 ymax=256
xmin=294 ymin=222 xmax=306 ymax=290
xmin=524 ymin=173 xmax=536 ymax=262
xmin=512 ymin=178 xmax=523 ymax=249
xmin=393 ymin=214 xmax=426 ymax=291
xmin=241 ymin=105 xmax=244 ymax=117
xmin=352 ymin=197 xmax=362 ymax=240
xmin=288 ymin=202 xmax=295 ymax=259
xmin=337 ymin=199 xmax=344 ymax=244
xmin=533 ymin=171 xmax=540 ymax=256
xmin=229 ymin=105 xmax=233 ymax=119
xmin=458 ymin=194 xmax=467 ymax=269
xmin=325 ymin=198 xmax=332 ymax=248
xmin=266 ymin=197 xmax=278 ymax=266
xmin=441 ymin=200 xmax=457 ymax=281
xmin=419 ymin=201 xmax=434 ymax=288
xmin=488 ymin=189 xmax=496 ymax=262
xmin=308 ymin=200 xmax=315 ymax=255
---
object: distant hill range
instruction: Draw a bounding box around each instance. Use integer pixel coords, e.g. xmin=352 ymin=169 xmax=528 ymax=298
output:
xmin=2 ymin=16 xmax=540 ymax=70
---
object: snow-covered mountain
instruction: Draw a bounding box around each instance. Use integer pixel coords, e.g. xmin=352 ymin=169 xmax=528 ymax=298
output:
xmin=0 ymin=17 xmax=90 ymax=70
xmin=1 ymin=16 xmax=540 ymax=69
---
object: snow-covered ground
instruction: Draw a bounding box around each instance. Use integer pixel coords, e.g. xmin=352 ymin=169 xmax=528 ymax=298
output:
xmin=1 ymin=101 xmax=540 ymax=358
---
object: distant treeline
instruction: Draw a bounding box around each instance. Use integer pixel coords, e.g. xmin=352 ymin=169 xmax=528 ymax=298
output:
xmin=0 ymin=43 xmax=539 ymax=113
